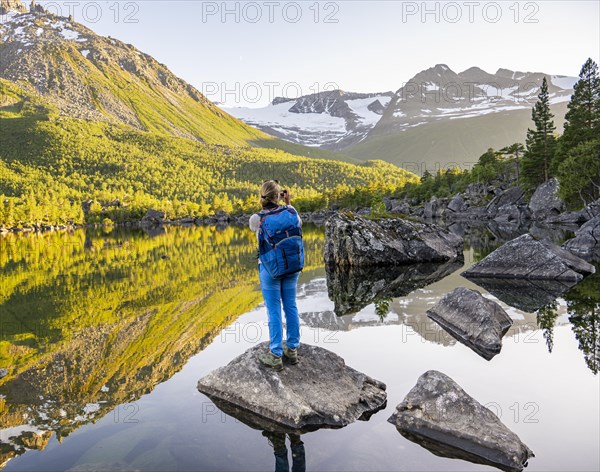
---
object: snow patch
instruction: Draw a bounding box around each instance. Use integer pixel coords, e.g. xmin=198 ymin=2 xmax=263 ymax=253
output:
xmin=551 ymin=75 xmax=578 ymax=90
xmin=346 ymin=95 xmax=392 ymax=126
xmin=226 ymin=101 xmax=347 ymax=145
xmin=59 ymin=28 xmax=80 ymax=40
xmin=80 ymin=49 xmax=90 ymax=58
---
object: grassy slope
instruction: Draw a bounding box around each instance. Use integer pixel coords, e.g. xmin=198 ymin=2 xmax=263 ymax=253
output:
xmin=346 ymin=103 xmax=569 ymax=172
xmin=1 ymin=13 xmax=353 ymax=162
xmin=0 ymin=79 xmax=417 ymax=221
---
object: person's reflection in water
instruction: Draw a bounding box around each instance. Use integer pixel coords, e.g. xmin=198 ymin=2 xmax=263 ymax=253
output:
xmin=262 ymin=431 xmax=306 ymax=472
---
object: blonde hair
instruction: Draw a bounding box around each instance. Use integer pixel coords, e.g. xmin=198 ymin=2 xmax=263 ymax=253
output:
xmin=260 ymin=180 xmax=281 ymax=208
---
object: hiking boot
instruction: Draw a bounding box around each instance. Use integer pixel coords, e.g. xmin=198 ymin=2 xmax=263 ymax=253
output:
xmin=259 ymin=351 xmax=283 ymax=371
xmin=283 ymin=344 xmax=299 ymax=365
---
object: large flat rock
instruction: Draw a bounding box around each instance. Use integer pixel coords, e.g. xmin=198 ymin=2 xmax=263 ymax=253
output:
xmin=427 ymin=287 xmax=513 ymax=360
xmin=389 ymin=370 xmax=534 ymax=472
xmin=462 ymin=234 xmax=595 ymax=282
xmin=324 ymin=213 xmax=463 ymax=268
xmin=197 ymin=342 xmax=387 ymax=431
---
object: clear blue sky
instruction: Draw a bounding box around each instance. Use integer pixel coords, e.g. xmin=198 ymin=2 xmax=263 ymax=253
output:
xmin=40 ymin=1 xmax=600 ymax=106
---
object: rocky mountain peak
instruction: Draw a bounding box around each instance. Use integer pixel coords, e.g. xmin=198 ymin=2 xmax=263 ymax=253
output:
xmin=496 ymin=67 xmax=516 ymax=78
xmin=410 ymin=64 xmax=461 ymax=85
xmin=0 ymin=0 xmax=26 ymax=14
xmin=29 ymin=0 xmax=45 ymax=14
xmin=459 ymin=66 xmax=497 ymax=84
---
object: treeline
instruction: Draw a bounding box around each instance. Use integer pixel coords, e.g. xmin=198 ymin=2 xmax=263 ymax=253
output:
xmin=0 ymin=79 xmax=417 ymax=227
xmin=397 ymin=58 xmax=600 ymax=209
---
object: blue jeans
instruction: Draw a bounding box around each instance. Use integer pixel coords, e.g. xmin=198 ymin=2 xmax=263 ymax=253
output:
xmin=259 ymin=264 xmax=300 ymax=357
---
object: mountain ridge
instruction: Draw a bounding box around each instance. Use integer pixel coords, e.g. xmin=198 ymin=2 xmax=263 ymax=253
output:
xmin=227 ymin=63 xmax=577 ymax=170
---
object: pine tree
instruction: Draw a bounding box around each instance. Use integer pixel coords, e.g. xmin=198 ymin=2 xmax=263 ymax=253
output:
xmin=560 ymin=58 xmax=600 ymax=155
xmin=500 ymin=143 xmax=525 ymax=183
xmin=522 ymin=77 xmax=557 ymax=190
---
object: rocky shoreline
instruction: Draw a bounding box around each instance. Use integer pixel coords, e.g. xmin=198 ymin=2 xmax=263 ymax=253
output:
xmin=2 ymin=178 xmax=599 ymax=239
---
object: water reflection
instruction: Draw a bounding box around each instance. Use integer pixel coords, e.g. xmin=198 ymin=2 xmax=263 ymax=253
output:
xmin=398 ymin=430 xmax=528 ymax=472
xmin=263 ymin=431 xmax=306 ymax=472
xmin=463 ymin=277 xmax=577 ymax=312
xmin=325 ymin=261 xmax=462 ymax=316
xmin=0 ymin=221 xmax=598 ymax=470
xmin=0 ymin=225 xmax=325 ymax=466
xmin=205 ymin=396 xmax=309 ymax=472
xmin=563 ymin=268 xmax=600 ymax=374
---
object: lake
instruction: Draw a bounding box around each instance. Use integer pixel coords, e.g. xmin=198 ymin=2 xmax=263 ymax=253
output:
xmin=0 ymin=223 xmax=598 ymax=471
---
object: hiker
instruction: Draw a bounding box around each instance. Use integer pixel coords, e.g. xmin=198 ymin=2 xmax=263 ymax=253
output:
xmin=249 ymin=180 xmax=305 ymax=371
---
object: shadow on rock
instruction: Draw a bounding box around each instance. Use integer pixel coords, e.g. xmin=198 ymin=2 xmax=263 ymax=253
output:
xmin=326 ymin=260 xmax=463 ymax=316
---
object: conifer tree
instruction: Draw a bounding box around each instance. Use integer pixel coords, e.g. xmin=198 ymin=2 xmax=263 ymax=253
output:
xmin=560 ymin=58 xmax=600 ymax=154
xmin=522 ymin=77 xmax=556 ymax=190
xmin=500 ymin=143 xmax=525 ymax=183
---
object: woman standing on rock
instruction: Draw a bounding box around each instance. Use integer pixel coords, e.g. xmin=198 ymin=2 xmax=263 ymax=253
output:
xmin=249 ymin=180 xmax=305 ymax=371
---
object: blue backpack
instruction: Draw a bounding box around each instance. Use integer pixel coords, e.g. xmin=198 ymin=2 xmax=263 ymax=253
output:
xmin=258 ymin=206 xmax=305 ymax=278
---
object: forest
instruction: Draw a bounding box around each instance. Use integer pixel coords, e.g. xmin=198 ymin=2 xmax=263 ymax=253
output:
xmin=1 ymin=58 xmax=598 ymax=228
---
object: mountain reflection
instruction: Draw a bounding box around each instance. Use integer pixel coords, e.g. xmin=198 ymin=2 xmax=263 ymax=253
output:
xmin=0 ymin=222 xmax=597 ymax=468
xmin=0 ymin=225 xmax=325 ymax=466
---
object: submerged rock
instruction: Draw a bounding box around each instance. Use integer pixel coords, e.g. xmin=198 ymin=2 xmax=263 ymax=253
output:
xmin=324 ymin=213 xmax=463 ymax=268
xmin=197 ymin=342 xmax=387 ymax=431
xmin=563 ymin=217 xmax=600 ymax=263
xmin=426 ymin=287 xmax=513 ymax=360
xmin=326 ymin=260 xmax=462 ymax=316
xmin=388 ymin=370 xmax=534 ymax=472
xmin=462 ymin=234 xmax=595 ymax=282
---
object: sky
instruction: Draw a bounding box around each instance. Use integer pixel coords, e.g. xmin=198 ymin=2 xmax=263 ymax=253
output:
xmin=38 ymin=0 xmax=600 ymax=106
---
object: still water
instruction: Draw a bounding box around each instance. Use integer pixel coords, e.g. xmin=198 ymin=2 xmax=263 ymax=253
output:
xmin=0 ymin=223 xmax=598 ymax=471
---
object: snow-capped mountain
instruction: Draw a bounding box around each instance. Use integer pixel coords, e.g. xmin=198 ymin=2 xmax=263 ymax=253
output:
xmin=227 ymin=64 xmax=577 ymax=161
xmin=374 ymin=64 xmax=577 ymax=135
xmin=226 ymin=90 xmax=394 ymax=149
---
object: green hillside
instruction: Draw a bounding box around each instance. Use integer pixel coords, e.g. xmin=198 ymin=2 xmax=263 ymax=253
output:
xmin=346 ymin=103 xmax=569 ymax=173
xmin=0 ymin=8 xmax=364 ymax=163
xmin=0 ymin=79 xmax=417 ymax=226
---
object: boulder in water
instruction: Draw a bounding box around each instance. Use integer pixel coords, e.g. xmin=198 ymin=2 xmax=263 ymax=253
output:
xmin=563 ymin=216 xmax=600 ymax=263
xmin=388 ymin=370 xmax=534 ymax=472
xmin=197 ymin=342 xmax=387 ymax=431
xmin=324 ymin=213 xmax=463 ymax=268
xmin=462 ymin=234 xmax=595 ymax=282
xmin=426 ymin=287 xmax=513 ymax=360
